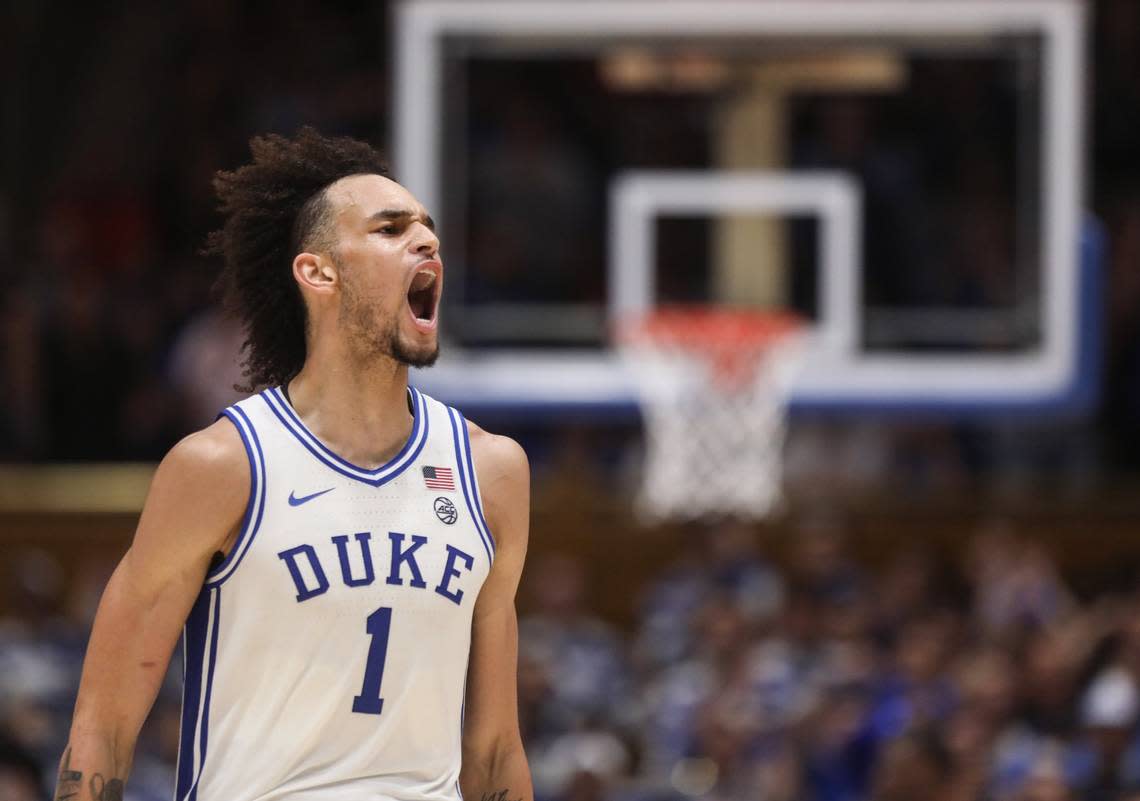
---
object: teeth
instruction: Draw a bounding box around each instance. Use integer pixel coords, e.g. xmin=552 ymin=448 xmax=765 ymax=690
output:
xmin=410 ymin=270 xmax=436 ymax=291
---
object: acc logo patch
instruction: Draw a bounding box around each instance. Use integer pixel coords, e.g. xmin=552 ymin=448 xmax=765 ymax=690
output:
xmin=434 ymin=496 xmax=458 ymax=525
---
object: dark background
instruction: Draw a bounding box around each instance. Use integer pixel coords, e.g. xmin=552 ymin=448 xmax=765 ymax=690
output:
xmin=2 ymin=0 xmax=1140 ymax=465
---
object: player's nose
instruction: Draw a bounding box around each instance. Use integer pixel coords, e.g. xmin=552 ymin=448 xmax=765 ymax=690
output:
xmin=410 ymin=222 xmax=439 ymax=258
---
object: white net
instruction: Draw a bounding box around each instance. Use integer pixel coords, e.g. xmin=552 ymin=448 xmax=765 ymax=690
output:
xmin=620 ymin=312 xmax=807 ymax=523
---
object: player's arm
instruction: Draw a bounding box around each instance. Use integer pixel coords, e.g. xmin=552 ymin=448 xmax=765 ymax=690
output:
xmin=459 ymin=423 xmax=534 ymax=801
xmin=54 ymin=419 xmax=248 ymax=800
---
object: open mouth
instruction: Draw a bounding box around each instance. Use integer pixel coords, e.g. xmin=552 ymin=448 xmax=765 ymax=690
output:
xmin=406 ymin=264 xmax=441 ymax=326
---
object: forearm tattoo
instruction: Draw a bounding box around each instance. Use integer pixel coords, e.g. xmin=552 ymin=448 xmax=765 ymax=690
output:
xmin=53 ymin=750 xmax=124 ymax=801
xmin=55 ymin=748 xmax=83 ymax=800
xmin=479 ymin=790 xmax=522 ymax=801
xmin=89 ymin=774 xmax=125 ymax=801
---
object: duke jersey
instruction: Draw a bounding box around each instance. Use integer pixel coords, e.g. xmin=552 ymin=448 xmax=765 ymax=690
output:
xmin=175 ymin=386 xmax=495 ymax=801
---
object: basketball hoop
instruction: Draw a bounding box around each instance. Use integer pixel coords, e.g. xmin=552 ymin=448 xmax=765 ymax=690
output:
xmin=617 ymin=307 xmax=808 ymax=522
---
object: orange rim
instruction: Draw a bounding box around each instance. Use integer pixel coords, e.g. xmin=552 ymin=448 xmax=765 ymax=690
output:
xmin=618 ymin=307 xmax=807 ymax=388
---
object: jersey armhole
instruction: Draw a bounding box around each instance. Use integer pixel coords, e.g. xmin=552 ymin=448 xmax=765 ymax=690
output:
xmin=204 ymin=406 xmax=267 ymax=587
xmin=446 ymin=406 xmax=496 ymax=565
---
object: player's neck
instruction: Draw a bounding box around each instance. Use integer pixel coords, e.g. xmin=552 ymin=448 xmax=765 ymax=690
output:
xmin=285 ymin=354 xmax=413 ymax=470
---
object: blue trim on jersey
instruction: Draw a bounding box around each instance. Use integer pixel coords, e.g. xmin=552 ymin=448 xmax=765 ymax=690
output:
xmin=186 ymin=590 xmax=221 ymax=801
xmin=176 ymin=587 xmax=217 ymax=800
xmin=260 ymin=386 xmax=429 ymax=487
xmin=175 ymin=597 xmax=202 ymax=798
xmin=447 ymin=408 xmax=494 ymax=566
xmin=205 ymin=407 xmax=267 ymax=587
xmin=268 ymin=385 xmax=425 ymax=475
xmin=458 ymin=415 xmax=496 ymax=554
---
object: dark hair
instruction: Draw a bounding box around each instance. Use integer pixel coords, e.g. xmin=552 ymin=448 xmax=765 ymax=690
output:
xmin=208 ymin=126 xmax=390 ymax=390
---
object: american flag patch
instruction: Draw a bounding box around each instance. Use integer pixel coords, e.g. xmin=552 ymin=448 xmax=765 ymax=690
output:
xmin=422 ymin=465 xmax=455 ymax=491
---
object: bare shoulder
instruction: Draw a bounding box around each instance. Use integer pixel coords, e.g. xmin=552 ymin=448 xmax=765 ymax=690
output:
xmin=465 ymin=420 xmax=529 ymax=546
xmin=465 ymin=420 xmax=529 ymax=485
xmin=137 ymin=417 xmax=250 ymax=557
xmin=159 ymin=416 xmax=249 ymax=492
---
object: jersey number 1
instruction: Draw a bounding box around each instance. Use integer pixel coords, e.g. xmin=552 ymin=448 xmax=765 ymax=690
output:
xmin=352 ymin=606 xmax=392 ymax=715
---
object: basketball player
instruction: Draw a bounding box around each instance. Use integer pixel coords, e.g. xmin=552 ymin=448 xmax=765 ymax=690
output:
xmin=54 ymin=128 xmax=534 ymax=801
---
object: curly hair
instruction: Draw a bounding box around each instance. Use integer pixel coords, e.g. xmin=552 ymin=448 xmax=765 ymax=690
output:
xmin=208 ymin=126 xmax=390 ymax=390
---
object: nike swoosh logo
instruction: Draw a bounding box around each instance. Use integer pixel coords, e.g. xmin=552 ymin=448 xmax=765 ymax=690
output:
xmin=288 ymin=487 xmax=335 ymax=507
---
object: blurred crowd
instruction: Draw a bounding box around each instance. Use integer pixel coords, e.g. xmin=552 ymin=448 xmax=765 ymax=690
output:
xmin=9 ymin=521 xmax=1140 ymax=801
xmin=517 ymin=521 xmax=1140 ymax=801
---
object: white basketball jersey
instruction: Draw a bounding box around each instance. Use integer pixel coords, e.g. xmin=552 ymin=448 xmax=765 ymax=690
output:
xmin=175 ymin=386 xmax=495 ymax=801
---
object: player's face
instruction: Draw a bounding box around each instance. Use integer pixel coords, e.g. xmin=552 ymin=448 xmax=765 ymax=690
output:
xmin=325 ymin=174 xmax=442 ymax=367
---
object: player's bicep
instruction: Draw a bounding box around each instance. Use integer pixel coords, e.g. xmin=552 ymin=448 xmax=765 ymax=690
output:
xmin=70 ymin=420 xmax=248 ymax=741
xmin=463 ymin=429 xmax=530 ymax=752
xmin=127 ymin=419 xmax=250 ymax=589
xmin=472 ymin=430 xmax=530 ymax=617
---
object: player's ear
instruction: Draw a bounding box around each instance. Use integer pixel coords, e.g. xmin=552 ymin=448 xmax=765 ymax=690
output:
xmin=293 ymin=251 xmax=338 ymax=294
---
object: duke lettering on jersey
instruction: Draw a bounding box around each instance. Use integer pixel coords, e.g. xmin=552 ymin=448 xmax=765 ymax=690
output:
xmin=277 ymin=532 xmax=475 ymax=606
xmin=435 ymin=544 xmax=476 ymax=606
xmin=387 ymin=531 xmax=428 ymax=588
xmin=276 ymin=544 xmax=330 ymax=601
